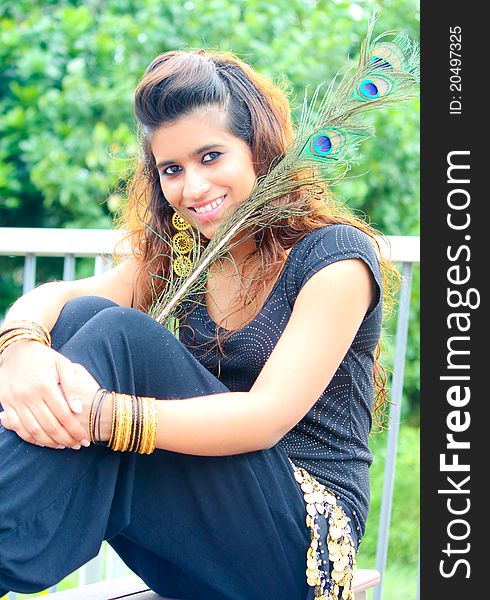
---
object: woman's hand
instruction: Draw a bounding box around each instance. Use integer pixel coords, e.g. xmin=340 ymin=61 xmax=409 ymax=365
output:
xmin=0 ymin=341 xmax=95 ymax=449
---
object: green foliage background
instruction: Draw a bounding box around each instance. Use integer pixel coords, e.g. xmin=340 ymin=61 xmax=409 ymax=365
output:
xmin=0 ymin=0 xmax=419 ymax=594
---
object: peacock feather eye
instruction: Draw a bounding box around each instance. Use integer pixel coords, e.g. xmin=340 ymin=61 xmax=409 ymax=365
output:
xmin=369 ymin=55 xmax=392 ymax=70
xmin=354 ymin=74 xmax=394 ymax=102
xmin=360 ymin=80 xmax=379 ymax=98
xmin=312 ymin=134 xmax=333 ymax=156
xmin=368 ymin=42 xmax=406 ymax=72
xmin=307 ymin=129 xmax=344 ymax=160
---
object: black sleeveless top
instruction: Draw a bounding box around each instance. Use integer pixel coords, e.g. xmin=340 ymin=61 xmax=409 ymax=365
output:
xmin=179 ymin=224 xmax=383 ymax=537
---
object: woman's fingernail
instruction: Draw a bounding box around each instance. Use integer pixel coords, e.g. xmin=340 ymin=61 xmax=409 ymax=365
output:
xmin=57 ymin=445 xmax=65 ymax=449
xmin=70 ymin=398 xmax=83 ymax=414
xmin=72 ymin=444 xmax=81 ymax=450
xmin=81 ymin=439 xmax=91 ymax=448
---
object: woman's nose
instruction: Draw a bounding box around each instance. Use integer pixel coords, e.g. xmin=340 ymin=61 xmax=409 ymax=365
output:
xmin=182 ymin=173 xmax=210 ymax=201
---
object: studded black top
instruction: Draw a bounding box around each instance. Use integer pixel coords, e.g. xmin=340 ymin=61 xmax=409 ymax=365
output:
xmin=179 ymin=224 xmax=383 ymax=537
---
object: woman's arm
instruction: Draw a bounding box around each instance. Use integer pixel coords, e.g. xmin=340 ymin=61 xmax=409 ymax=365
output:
xmin=7 ymin=257 xmax=372 ymax=453
xmin=88 ymin=258 xmax=375 ymax=456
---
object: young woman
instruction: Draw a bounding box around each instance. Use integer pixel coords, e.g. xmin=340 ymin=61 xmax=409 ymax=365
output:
xmin=0 ymin=49 xmax=398 ymax=600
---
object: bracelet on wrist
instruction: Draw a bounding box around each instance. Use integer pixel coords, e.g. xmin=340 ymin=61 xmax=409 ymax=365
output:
xmin=0 ymin=320 xmax=51 ymax=356
xmin=90 ymin=388 xmax=157 ymax=454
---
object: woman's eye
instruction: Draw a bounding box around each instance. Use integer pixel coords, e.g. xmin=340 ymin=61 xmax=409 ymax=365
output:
xmin=203 ymin=151 xmax=221 ymax=163
xmin=162 ymin=165 xmax=181 ymax=176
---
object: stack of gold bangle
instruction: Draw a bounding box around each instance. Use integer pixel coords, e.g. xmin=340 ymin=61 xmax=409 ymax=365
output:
xmin=0 ymin=320 xmax=51 ymax=356
xmin=89 ymin=389 xmax=157 ymax=454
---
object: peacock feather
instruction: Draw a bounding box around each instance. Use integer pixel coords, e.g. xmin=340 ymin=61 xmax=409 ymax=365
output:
xmin=149 ymin=17 xmax=419 ymax=326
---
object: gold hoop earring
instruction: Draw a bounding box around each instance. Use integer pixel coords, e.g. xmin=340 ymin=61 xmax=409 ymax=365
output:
xmin=171 ymin=211 xmax=194 ymax=277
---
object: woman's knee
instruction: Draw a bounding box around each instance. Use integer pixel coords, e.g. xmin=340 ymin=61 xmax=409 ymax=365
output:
xmin=84 ymin=305 xmax=173 ymax=344
xmin=51 ymin=296 xmax=120 ymax=349
xmin=58 ymin=296 xmax=119 ymax=324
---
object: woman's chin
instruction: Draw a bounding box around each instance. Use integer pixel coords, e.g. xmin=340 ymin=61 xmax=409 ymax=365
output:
xmin=191 ymin=224 xmax=216 ymax=242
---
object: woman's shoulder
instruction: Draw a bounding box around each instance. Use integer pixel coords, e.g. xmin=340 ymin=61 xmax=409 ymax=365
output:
xmin=291 ymin=224 xmax=379 ymax=262
xmin=286 ymin=224 xmax=382 ymax=295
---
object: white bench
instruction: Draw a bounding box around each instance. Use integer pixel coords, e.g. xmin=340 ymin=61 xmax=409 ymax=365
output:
xmin=35 ymin=570 xmax=381 ymax=600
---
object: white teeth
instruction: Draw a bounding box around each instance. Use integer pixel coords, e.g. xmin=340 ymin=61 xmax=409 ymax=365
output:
xmin=193 ymin=196 xmax=224 ymax=214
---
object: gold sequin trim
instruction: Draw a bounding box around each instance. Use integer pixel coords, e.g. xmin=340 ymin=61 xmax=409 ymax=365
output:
xmin=291 ymin=461 xmax=357 ymax=600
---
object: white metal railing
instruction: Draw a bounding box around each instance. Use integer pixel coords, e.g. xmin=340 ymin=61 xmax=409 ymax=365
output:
xmin=0 ymin=228 xmax=420 ymax=600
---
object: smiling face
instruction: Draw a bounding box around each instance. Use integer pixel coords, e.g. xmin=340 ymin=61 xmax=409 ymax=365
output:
xmin=150 ymin=108 xmax=257 ymax=240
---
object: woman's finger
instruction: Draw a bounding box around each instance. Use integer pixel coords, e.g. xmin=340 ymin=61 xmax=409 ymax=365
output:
xmin=1 ymin=381 xmax=85 ymax=448
xmin=40 ymin=378 xmax=89 ymax=444
xmin=27 ymin=398 xmax=83 ymax=449
xmin=1 ymin=404 xmax=60 ymax=448
xmin=0 ymin=345 xmax=88 ymax=447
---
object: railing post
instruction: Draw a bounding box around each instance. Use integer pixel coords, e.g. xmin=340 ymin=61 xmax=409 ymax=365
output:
xmin=94 ymin=254 xmax=113 ymax=275
xmin=63 ymin=254 xmax=76 ymax=281
xmin=22 ymin=254 xmax=36 ymax=294
xmin=373 ymin=262 xmax=413 ymax=600
xmin=78 ymin=547 xmax=104 ymax=585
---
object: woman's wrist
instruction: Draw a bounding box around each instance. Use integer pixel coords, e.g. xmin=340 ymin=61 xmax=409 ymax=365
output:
xmin=0 ymin=338 xmax=47 ymax=368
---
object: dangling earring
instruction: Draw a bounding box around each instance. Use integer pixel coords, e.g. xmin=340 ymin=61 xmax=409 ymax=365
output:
xmin=171 ymin=211 xmax=194 ymax=277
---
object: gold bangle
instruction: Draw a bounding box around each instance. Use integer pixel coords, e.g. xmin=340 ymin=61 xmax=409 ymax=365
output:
xmin=127 ymin=395 xmax=136 ymax=452
xmin=107 ymin=392 xmax=157 ymax=454
xmin=113 ymin=393 xmax=126 ymax=452
xmin=0 ymin=320 xmax=51 ymax=345
xmin=134 ymin=396 xmax=143 ymax=453
xmin=148 ymin=397 xmax=157 ymax=454
xmin=128 ymin=395 xmax=139 ymax=453
xmin=108 ymin=392 xmax=117 ymax=448
xmin=139 ymin=396 xmax=157 ymax=455
xmin=0 ymin=332 xmax=47 ymax=355
xmin=109 ymin=393 xmax=122 ymax=451
xmin=0 ymin=320 xmax=51 ymax=356
xmin=0 ymin=331 xmax=44 ymax=346
xmin=138 ymin=398 xmax=149 ymax=454
xmin=121 ymin=394 xmax=133 ymax=451
xmin=111 ymin=393 xmax=133 ymax=452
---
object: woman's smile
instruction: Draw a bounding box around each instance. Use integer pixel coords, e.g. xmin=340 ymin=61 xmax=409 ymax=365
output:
xmin=189 ymin=194 xmax=226 ymax=220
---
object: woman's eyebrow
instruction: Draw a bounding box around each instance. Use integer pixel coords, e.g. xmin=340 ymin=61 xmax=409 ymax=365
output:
xmin=155 ymin=144 xmax=225 ymax=169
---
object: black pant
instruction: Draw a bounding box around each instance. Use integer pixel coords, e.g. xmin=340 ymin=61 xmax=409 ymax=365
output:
xmin=0 ymin=297 xmax=311 ymax=600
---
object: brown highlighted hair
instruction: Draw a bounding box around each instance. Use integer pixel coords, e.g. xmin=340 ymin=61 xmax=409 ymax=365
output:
xmin=116 ymin=49 xmax=399 ymax=424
